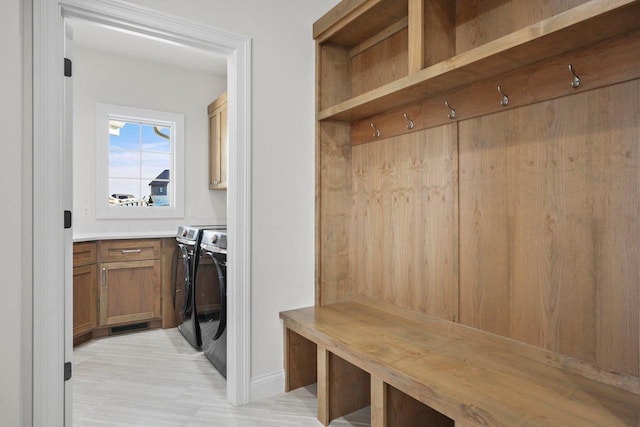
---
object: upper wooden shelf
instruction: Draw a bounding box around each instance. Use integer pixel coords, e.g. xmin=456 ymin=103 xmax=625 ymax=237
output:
xmin=317 ymin=0 xmax=640 ymax=122
xmin=313 ymin=0 xmax=407 ymax=46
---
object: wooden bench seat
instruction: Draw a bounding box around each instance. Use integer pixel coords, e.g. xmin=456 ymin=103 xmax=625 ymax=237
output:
xmin=280 ymin=300 xmax=640 ymax=427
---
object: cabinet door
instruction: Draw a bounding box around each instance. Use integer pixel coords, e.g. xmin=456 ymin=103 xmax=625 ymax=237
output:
xmin=99 ymin=259 xmax=162 ymax=326
xmin=73 ymin=264 xmax=97 ymax=337
xmin=208 ymin=93 xmax=227 ymax=190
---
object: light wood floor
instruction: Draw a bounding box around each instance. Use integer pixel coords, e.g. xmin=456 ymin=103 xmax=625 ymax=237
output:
xmin=73 ymin=328 xmax=371 ymax=426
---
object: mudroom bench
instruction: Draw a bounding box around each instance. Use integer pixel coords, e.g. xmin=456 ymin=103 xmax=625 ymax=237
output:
xmin=280 ymin=300 xmax=640 ymax=427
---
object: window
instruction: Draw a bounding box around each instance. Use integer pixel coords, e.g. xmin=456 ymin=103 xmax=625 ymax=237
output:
xmin=96 ymin=104 xmax=184 ymax=219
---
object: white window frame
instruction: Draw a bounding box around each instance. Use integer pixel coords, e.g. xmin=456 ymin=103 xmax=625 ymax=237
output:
xmin=95 ymin=103 xmax=185 ymax=219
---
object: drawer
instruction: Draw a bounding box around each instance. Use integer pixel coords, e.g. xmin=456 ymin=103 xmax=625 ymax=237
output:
xmin=73 ymin=242 xmax=97 ymax=267
xmin=98 ymin=239 xmax=161 ymax=262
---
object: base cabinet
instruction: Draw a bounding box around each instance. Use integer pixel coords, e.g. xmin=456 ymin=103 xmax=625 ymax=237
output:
xmin=97 ymin=239 xmax=162 ymax=327
xmin=98 ymin=259 xmax=161 ymax=326
xmin=73 ymin=242 xmax=97 ymax=339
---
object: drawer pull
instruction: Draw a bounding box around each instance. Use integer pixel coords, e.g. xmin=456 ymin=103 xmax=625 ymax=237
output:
xmin=121 ymin=249 xmax=142 ymax=254
xmin=102 ymin=268 xmax=107 ymax=288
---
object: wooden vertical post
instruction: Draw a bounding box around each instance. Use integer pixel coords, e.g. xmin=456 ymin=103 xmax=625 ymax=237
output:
xmin=284 ymin=328 xmax=317 ymax=392
xmin=371 ymin=376 xmax=387 ymax=427
xmin=408 ymin=0 xmax=425 ymax=73
xmin=317 ymin=346 xmax=330 ymax=426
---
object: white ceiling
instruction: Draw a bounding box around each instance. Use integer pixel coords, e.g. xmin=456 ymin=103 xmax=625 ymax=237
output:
xmin=69 ymin=19 xmax=228 ymax=76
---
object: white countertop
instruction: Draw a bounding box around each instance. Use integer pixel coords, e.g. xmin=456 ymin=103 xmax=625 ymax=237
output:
xmin=73 ymin=230 xmax=176 ymax=242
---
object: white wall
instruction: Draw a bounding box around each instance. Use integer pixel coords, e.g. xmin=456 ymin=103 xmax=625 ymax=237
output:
xmin=0 ymin=0 xmax=27 ymax=424
xmin=2 ymin=2 xmax=342 ymax=420
xmin=73 ymin=46 xmax=227 ymax=236
xmin=124 ymin=0 xmax=340 ymax=390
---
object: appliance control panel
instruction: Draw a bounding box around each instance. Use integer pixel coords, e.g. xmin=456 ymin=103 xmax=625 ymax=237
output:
xmin=201 ymin=230 xmax=227 ymax=250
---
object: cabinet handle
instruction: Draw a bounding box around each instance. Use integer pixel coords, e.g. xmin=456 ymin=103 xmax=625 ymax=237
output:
xmin=102 ymin=267 xmax=107 ymax=288
xmin=121 ymin=249 xmax=142 ymax=254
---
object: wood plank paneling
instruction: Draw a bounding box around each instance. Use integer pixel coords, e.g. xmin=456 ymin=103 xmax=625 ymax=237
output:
xmin=317 ymin=121 xmax=352 ymax=306
xmin=351 ymin=125 xmax=458 ymax=320
xmin=589 ymin=81 xmax=640 ymax=376
xmin=459 ymin=79 xmax=640 ymax=376
xmin=455 ymin=0 xmax=589 ymax=54
xmin=351 ymin=28 xmax=408 ymax=98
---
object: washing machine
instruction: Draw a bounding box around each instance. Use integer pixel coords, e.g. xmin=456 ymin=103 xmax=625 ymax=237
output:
xmin=172 ymin=225 xmax=225 ymax=349
xmin=196 ymin=229 xmax=227 ymax=377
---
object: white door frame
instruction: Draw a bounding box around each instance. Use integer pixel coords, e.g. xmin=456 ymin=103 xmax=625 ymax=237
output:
xmin=32 ymin=0 xmax=252 ymax=424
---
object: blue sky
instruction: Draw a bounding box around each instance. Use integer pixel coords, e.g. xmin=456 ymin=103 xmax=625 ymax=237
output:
xmin=108 ymin=121 xmax=171 ymax=199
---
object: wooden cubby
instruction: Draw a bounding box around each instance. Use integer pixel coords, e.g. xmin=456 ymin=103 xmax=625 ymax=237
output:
xmin=381 ymin=382 xmax=453 ymax=427
xmin=291 ymin=0 xmax=640 ymax=425
xmin=315 ymin=0 xmax=640 ymax=121
xmin=281 ymin=301 xmax=640 ymax=426
xmin=316 ymin=0 xmax=409 ymax=109
xmin=315 ymin=0 xmax=640 ymax=373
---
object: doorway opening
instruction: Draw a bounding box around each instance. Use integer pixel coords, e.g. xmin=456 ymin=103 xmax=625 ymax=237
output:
xmin=32 ymin=0 xmax=252 ymax=424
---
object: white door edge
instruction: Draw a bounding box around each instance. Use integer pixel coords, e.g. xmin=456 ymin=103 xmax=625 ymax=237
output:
xmin=63 ymin=21 xmax=74 ymax=427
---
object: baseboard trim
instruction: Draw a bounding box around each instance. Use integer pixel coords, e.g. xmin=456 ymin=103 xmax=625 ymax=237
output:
xmin=251 ymin=369 xmax=285 ymax=402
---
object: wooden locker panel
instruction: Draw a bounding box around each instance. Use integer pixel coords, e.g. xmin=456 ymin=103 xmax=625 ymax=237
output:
xmin=351 ymin=125 xmax=458 ymax=320
xmin=317 ymin=120 xmax=353 ymax=306
xmin=459 ymin=79 xmax=640 ymax=376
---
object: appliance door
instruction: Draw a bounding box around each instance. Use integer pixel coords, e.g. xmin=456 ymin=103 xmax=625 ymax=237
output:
xmin=196 ymin=251 xmax=226 ymax=341
xmin=197 ymin=250 xmax=227 ymax=377
xmin=172 ymin=242 xmax=192 ymax=326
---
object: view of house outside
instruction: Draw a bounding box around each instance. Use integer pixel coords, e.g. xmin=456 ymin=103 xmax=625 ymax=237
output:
xmin=108 ymin=119 xmax=172 ymax=207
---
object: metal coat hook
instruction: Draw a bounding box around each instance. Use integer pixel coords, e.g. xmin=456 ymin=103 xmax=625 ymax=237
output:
xmin=568 ymin=64 xmax=581 ymax=88
xmin=403 ymin=113 xmax=414 ymax=129
xmin=497 ymin=85 xmax=509 ymax=106
xmin=370 ymin=122 xmax=381 ymax=138
xmin=445 ymin=101 xmax=456 ymax=119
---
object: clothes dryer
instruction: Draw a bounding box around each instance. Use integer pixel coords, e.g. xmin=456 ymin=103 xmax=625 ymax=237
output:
xmin=172 ymin=225 xmax=225 ymax=349
xmin=197 ymin=230 xmax=227 ymax=377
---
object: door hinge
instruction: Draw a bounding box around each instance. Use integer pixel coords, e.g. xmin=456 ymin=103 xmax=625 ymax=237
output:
xmin=64 ymin=362 xmax=72 ymax=381
xmin=64 ymin=210 xmax=72 ymax=229
xmin=64 ymin=58 xmax=72 ymax=77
